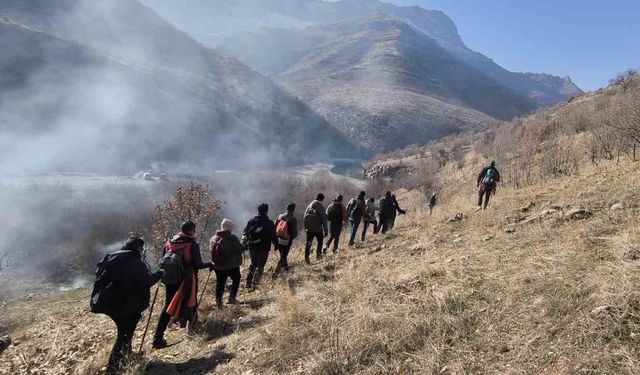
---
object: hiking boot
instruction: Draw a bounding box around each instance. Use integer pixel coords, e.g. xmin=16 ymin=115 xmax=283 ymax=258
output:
xmin=348 ymin=241 xmax=355 ymax=246
xmin=152 ymin=338 xmax=168 ymax=349
xmin=216 ymin=297 xmax=224 ymax=310
xmin=304 ymin=256 xmax=311 ymax=264
xmin=227 ymin=297 xmax=238 ymax=305
xmin=322 ymin=246 xmax=328 ymax=255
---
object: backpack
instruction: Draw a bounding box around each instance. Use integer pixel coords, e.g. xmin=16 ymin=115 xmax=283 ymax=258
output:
xmin=348 ymin=199 xmax=363 ymax=220
xmin=303 ymin=207 xmax=320 ymax=230
xmin=246 ymin=220 xmax=267 ymax=246
xmin=90 ymin=250 xmax=135 ymax=315
xmin=327 ymin=204 xmax=343 ymax=222
xmin=160 ymin=249 xmax=187 ymax=285
xmin=483 ymin=168 xmax=497 ymax=185
xmin=276 ymin=218 xmax=290 ymax=240
xmin=210 ymin=236 xmax=228 ymax=267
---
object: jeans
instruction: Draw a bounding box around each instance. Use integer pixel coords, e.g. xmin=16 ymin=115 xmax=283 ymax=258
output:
xmin=361 ymin=220 xmax=377 ymax=241
xmin=246 ymin=250 xmax=269 ymax=288
xmin=349 ymin=218 xmax=361 ymax=244
xmin=214 ymin=267 xmax=240 ymax=301
xmin=107 ymin=314 xmax=141 ymax=373
xmin=305 ymin=231 xmax=324 ymax=259
xmin=273 ymin=244 xmax=291 ymax=277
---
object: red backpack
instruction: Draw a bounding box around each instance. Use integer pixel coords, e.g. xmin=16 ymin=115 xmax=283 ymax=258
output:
xmin=276 ymin=218 xmax=290 ymax=239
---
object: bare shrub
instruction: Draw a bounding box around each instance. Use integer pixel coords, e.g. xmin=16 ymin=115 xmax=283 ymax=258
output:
xmin=149 ymin=182 xmax=222 ymax=259
xmin=610 ymin=69 xmax=639 ymax=92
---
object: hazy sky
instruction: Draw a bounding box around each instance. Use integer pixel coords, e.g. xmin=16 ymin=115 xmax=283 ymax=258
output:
xmin=388 ymin=0 xmax=640 ymax=91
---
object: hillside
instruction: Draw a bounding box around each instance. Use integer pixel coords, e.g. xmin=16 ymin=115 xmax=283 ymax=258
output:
xmin=2 ymin=153 xmax=640 ymax=374
xmin=0 ymin=0 xmax=361 ymax=174
xmin=144 ymin=0 xmax=583 ymax=107
xmin=220 ymin=17 xmax=535 ymax=152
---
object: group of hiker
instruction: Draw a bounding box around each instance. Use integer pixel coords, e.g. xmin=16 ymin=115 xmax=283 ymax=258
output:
xmin=91 ymin=189 xmax=407 ymax=373
xmin=89 ymin=161 xmax=501 ymax=374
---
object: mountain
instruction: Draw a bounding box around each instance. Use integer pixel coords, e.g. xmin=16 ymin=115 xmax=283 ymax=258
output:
xmin=219 ymin=17 xmax=536 ymax=152
xmin=0 ymin=0 xmax=360 ymax=174
xmin=144 ymin=0 xmax=583 ymax=108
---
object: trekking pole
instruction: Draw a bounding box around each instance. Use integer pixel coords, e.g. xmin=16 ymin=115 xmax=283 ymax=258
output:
xmin=139 ymin=284 xmax=160 ymax=354
xmin=197 ymin=270 xmax=212 ymax=309
xmin=190 ymin=270 xmax=212 ymax=333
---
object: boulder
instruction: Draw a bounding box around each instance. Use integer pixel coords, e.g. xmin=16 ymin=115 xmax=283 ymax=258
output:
xmin=624 ymin=245 xmax=640 ymax=261
xmin=590 ymin=304 xmax=613 ymax=320
xmin=565 ymin=208 xmax=592 ymax=220
xmin=448 ymin=213 xmax=467 ymax=223
xmin=610 ymin=203 xmax=624 ymax=211
xmin=520 ymin=202 xmax=536 ymax=212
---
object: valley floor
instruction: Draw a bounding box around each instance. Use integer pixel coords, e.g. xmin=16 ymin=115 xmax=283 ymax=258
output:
xmin=2 ymin=162 xmax=640 ymax=374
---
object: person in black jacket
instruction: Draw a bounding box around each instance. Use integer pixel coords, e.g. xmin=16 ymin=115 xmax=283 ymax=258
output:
xmin=243 ymin=204 xmax=277 ymax=290
xmin=107 ymin=237 xmax=163 ymax=374
xmin=429 ymin=193 xmax=437 ymax=215
xmin=153 ymin=221 xmax=214 ymax=349
xmin=477 ymin=161 xmax=501 ymax=210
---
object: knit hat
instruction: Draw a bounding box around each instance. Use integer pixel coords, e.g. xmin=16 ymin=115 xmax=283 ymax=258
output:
xmin=221 ymin=218 xmax=233 ymax=232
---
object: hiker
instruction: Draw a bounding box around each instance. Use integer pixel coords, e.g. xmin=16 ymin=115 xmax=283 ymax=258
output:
xmin=361 ymin=197 xmax=378 ymax=241
xmin=325 ymin=195 xmax=347 ymax=253
xmin=153 ymin=221 xmax=214 ymax=349
xmin=210 ymin=219 xmax=244 ymax=309
xmin=346 ymin=191 xmax=366 ymax=246
xmin=477 ymin=161 xmax=501 ymax=210
xmin=303 ymin=193 xmax=328 ymax=262
xmin=243 ymin=204 xmax=277 ymax=290
xmin=0 ymin=336 xmax=10 ymax=356
xmin=378 ymin=191 xmax=395 ymax=234
xmin=389 ymin=194 xmax=407 ymax=230
xmin=273 ymin=203 xmax=298 ymax=278
xmin=429 ymin=193 xmax=437 ymax=215
xmin=93 ymin=237 xmax=163 ymax=373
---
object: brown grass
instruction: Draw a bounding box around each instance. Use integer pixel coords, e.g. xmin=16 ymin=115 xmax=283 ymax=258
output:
xmin=2 ymin=161 xmax=640 ymax=374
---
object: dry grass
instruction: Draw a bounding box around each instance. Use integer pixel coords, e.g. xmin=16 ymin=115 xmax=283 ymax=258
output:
xmin=2 ymin=162 xmax=640 ymax=374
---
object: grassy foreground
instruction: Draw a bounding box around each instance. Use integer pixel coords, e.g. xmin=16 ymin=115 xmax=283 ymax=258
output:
xmin=2 ymin=162 xmax=640 ymax=374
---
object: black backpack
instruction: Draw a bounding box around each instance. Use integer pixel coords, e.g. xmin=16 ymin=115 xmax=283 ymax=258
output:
xmin=160 ymin=249 xmax=186 ymax=285
xmin=246 ymin=220 xmax=267 ymax=246
xmin=90 ymin=250 xmax=136 ymax=315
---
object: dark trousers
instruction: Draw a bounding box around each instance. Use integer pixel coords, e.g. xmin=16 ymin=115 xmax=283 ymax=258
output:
xmin=361 ymin=220 xmax=377 ymax=241
xmin=154 ymin=283 xmax=179 ymax=342
xmin=246 ymin=249 xmax=269 ymax=288
xmin=305 ymin=231 xmax=324 ymax=258
xmin=478 ymin=188 xmax=492 ymax=209
xmin=214 ymin=268 xmax=240 ymax=301
xmin=379 ymin=215 xmax=391 ymax=234
xmin=107 ymin=314 xmax=141 ymax=373
xmin=325 ymin=223 xmax=342 ymax=252
xmin=349 ymin=219 xmax=361 ymax=244
xmin=273 ymin=244 xmax=291 ymax=277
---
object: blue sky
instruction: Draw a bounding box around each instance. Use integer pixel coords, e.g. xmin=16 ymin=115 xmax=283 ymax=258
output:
xmin=388 ymin=0 xmax=640 ymax=91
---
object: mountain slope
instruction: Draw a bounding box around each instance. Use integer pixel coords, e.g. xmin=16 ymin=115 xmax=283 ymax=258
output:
xmin=144 ymin=0 xmax=583 ymax=107
xmin=222 ymin=17 xmax=535 ymax=152
xmin=0 ymin=0 xmax=361 ymax=174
